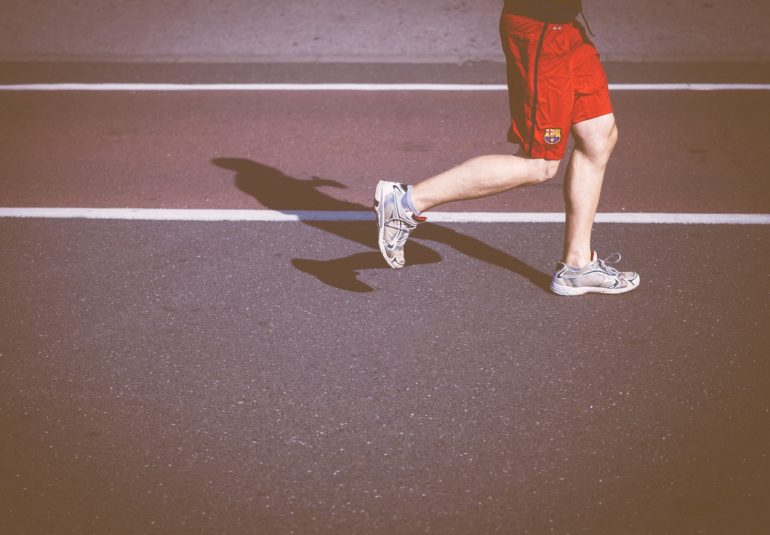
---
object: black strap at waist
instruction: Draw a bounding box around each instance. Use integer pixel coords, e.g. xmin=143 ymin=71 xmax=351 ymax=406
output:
xmin=503 ymin=0 xmax=582 ymax=24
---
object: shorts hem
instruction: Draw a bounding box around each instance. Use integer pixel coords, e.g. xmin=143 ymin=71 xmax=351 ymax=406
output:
xmin=572 ymin=108 xmax=614 ymax=126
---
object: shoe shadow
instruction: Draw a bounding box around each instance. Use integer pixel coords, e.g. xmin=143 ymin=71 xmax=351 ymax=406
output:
xmin=212 ymin=158 xmax=551 ymax=293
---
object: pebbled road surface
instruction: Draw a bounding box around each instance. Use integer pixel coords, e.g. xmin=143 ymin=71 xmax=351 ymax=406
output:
xmin=1 ymin=2 xmax=770 ymax=532
xmin=1 ymin=217 xmax=769 ymax=534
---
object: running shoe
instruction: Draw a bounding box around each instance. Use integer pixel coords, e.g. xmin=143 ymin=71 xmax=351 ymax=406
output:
xmin=550 ymin=251 xmax=640 ymax=296
xmin=374 ymin=180 xmax=425 ymax=269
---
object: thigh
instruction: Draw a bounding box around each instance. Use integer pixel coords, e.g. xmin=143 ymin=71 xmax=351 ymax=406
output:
xmin=570 ymin=40 xmax=613 ymax=125
xmin=500 ymin=14 xmax=575 ymax=161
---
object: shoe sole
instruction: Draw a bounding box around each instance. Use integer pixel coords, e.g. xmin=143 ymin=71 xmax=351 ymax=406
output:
xmin=550 ymin=275 xmax=641 ymax=296
xmin=373 ymin=181 xmax=404 ymax=269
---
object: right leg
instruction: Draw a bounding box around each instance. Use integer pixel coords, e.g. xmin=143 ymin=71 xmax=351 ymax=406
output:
xmin=373 ymin=154 xmax=558 ymax=269
xmin=410 ymin=153 xmax=560 ymax=213
xmin=374 ymin=9 xmax=562 ymax=269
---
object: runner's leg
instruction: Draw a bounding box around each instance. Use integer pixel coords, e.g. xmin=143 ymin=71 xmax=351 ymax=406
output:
xmin=561 ymin=112 xmax=618 ymax=268
xmin=409 ymin=153 xmax=559 ymax=213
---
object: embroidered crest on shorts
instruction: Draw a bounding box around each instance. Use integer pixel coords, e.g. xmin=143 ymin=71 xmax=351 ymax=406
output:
xmin=544 ymin=128 xmax=562 ymax=145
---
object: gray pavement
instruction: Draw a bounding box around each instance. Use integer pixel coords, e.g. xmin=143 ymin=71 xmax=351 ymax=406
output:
xmin=1 ymin=1 xmax=770 ymax=534
xmin=1 ymin=0 xmax=769 ymax=63
xmin=1 ymin=219 xmax=769 ymax=534
xmin=1 ymin=87 xmax=768 ymax=214
xmin=3 ymin=60 xmax=770 ymax=85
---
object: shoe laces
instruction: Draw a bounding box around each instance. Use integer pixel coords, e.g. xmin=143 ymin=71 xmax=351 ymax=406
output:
xmin=385 ymin=215 xmax=416 ymax=248
xmin=596 ymin=252 xmax=623 ymax=277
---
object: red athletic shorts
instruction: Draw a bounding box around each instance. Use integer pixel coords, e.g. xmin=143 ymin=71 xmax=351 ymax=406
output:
xmin=499 ymin=11 xmax=613 ymax=160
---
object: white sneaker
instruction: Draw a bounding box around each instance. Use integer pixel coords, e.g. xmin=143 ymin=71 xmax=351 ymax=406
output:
xmin=373 ymin=180 xmax=425 ymax=269
xmin=550 ymin=251 xmax=640 ymax=296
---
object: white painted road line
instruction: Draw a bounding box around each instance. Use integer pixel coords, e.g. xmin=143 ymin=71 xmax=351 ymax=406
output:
xmin=610 ymin=83 xmax=770 ymax=91
xmin=1 ymin=83 xmax=769 ymax=92
xmin=1 ymin=208 xmax=768 ymax=225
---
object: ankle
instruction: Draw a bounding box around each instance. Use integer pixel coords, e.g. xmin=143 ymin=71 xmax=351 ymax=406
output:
xmin=399 ymin=185 xmax=422 ymax=216
xmin=563 ymin=250 xmax=592 ymax=269
xmin=410 ymin=185 xmax=434 ymax=214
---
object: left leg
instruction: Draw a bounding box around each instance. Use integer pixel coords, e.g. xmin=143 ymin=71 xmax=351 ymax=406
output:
xmin=550 ymin=111 xmax=640 ymax=295
xmin=561 ymin=112 xmax=618 ymax=268
xmin=549 ymin=26 xmax=639 ymax=295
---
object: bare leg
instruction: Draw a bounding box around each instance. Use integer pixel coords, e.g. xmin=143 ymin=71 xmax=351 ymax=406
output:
xmin=562 ymin=113 xmax=618 ymax=267
xmin=410 ymin=153 xmax=560 ymax=213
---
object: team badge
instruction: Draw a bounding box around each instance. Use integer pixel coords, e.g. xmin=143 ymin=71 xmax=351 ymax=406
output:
xmin=544 ymin=128 xmax=562 ymax=145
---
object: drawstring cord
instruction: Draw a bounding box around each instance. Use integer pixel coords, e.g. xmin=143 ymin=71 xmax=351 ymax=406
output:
xmin=579 ymin=9 xmax=595 ymax=36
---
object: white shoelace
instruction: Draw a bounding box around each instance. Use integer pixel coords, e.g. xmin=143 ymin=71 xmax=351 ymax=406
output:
xmin=385 ymin=217 xmax=416 ymax=248
xmin=596 ymin=252 xmax=623 ymax=277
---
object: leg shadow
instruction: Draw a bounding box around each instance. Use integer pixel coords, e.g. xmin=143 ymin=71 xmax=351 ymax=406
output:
xmin=414 ymin=224 xmax=552 ymax=291
xmin=213 ymin=157 xmax=550 ymax=293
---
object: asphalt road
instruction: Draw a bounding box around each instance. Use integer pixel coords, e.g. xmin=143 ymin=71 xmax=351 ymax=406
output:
xmin=1 ymin=218 xmax=769 ymax=534
xmin=1 ymin=58 xmax=770 ymax=534
xmin=1 ymin=0 xmax=770 ymax=532
xmin=1 ymin=0 xmax=769 ymax=62
xmin=2 ymin=66 xmax=769 ymax=214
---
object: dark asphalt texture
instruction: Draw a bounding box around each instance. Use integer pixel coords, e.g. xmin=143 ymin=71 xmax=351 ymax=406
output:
xmin=1 ymin=220 xmax=768 ymax=534
xmin=1 ymin=81 xmax=769 ymax=214
xmin=1 ymin=61 xmax=770 ymax=534
xmin=3 ymin=61 xmax=770 ymax=84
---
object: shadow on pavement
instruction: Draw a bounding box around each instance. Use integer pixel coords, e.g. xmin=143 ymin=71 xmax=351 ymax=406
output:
xmin=212 ymin=157 xmax=550 ymax=293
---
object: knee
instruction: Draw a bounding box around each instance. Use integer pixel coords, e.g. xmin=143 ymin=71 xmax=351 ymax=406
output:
xmin=529 ymin=159 xmax=560 ymax=184
xmin=600 ymin=124 xmax=618 ymax=162
xmin=607 ymin=123 xmax=619 ymax=152
xmin=583 ymin=122 xmax=618 ymax=162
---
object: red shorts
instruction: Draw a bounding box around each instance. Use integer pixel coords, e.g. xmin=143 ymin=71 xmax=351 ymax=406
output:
xmin=499 ymin=12 xmax=613 ymax=160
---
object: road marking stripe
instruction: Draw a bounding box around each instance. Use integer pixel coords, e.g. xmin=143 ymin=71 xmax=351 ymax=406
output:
xmin=1 ymin=83 xmax=769 ymax=92
xmin=1 ymin=208 xmax=768 ymax=224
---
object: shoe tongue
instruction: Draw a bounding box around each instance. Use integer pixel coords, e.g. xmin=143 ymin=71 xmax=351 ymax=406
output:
xmin=591 ymin=250 xmax=598 ymax=262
